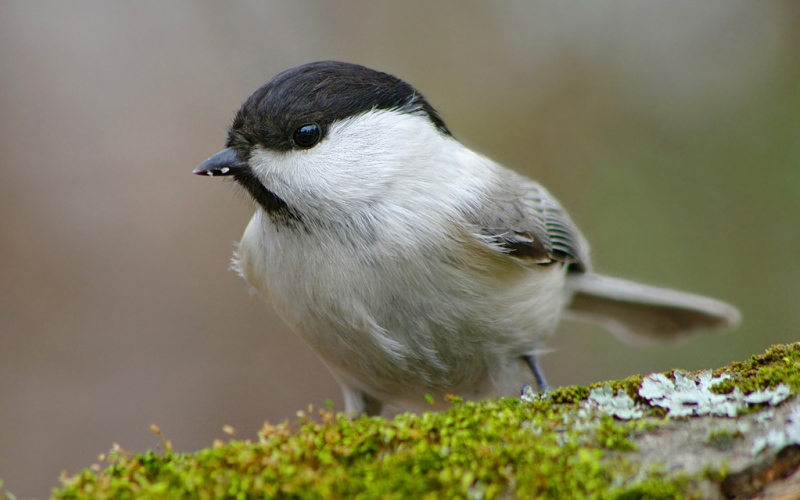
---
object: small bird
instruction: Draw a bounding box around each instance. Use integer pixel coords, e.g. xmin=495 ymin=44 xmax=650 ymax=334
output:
xmin=195 ymin=61 xmax=740 ymax=416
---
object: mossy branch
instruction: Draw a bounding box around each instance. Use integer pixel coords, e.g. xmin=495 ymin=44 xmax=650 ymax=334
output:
xmin=47 ymin=344 xmax=800 ymax=499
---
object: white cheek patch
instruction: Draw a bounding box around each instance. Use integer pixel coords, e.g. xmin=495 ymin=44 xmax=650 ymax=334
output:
xmin=245 ymin=111 xmax=454 ymax=214
xmin=248 ymin=148 xmax=290 ymax=181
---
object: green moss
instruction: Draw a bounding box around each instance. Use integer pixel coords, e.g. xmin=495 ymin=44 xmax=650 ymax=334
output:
xmin=709 ymin=378 xmax=735 ymax=395
xmin=53 ymin=399 xmax=673 ymax=499
xmin=594 ymin=415 xmax=637 ymax=451
xmin=51 ymin=344 xmax=800 ymax=499
xmin=706 ymin=429 xmax=744 ymax=451
xmin=549 ymin=374 xmax=646 ymax=407
xmin=548 ymin=384 xmax=590 ymax=404
xmin=711 ymin=343 xmax=800 ymax=395
xmin=702 ymin=462 xmax=730 ymax=484
xmin=593 ymin=375 xmax=645 ymax=403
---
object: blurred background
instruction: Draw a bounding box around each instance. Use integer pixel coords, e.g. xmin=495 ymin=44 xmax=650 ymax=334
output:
xmin=1 ymin=1 xmax=798 ymax=496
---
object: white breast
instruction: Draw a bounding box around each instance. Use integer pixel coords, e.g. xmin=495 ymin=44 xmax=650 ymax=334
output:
xmin=232 ymin=109 xmax=571 ymax=404
xmin=235 ymin=207 xmax=568 ymax=404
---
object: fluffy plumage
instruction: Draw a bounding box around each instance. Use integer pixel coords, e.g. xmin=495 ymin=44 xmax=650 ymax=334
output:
xmin=196 ymin=61 xmax=740 ymax=415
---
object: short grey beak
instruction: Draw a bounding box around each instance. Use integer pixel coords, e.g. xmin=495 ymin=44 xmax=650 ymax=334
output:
xmin=193 ymin=148 xmax=248 ymax=177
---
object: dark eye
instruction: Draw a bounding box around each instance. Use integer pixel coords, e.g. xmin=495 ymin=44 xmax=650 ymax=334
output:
xmin=293 ymin=123 xmax=322 ymax=148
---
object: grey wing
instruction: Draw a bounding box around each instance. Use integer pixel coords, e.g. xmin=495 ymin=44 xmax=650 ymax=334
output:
xmin=467 ymin=173 xmax=590 ymax=272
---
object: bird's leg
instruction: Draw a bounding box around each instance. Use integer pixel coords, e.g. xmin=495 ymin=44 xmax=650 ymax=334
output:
xmin=361 ymin=392 xmax=384 ymax=417
xmin=340 ymin=383 xmax=384 ymax=417
xmin=523 ymin=354 xmax=551 ymax=393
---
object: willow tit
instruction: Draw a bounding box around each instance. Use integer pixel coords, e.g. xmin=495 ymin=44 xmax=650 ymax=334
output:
xmin=194 ymin=61 xmax=740 ymax=416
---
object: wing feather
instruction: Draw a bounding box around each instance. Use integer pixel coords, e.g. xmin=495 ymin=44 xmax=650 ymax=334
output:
xmin=465 ymin=171 xmax=589 ymax=271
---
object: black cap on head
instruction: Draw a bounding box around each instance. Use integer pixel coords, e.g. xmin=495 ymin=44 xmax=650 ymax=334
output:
xmin=226 ymin=61 xmax=451 ymax=156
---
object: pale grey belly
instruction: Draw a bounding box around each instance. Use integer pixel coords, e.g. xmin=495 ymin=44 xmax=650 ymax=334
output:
xmin=238 ymin=216 xmax=568 ymax=400
xmin=264 ymin=255 xmax=567 ymax=399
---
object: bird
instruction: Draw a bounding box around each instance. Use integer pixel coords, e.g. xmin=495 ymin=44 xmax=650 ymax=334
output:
xmin=194 ymin=61 xmax=740 ymax=416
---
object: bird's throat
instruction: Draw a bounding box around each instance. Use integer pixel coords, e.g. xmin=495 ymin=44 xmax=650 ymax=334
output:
xmin=233 ymin=170 xmax=299 ymax=224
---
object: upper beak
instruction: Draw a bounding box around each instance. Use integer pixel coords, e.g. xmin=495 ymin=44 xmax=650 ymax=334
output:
xmin=193 ymin=147 xmax=248 ymax=177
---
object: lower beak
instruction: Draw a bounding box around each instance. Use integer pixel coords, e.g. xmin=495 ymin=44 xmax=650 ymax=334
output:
xmin=193 ymin=148 xmax=248 ymax=177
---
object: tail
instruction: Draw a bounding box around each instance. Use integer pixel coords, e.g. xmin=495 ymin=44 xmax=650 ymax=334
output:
xmin=563 ymin=273 xmax=741 ymax=345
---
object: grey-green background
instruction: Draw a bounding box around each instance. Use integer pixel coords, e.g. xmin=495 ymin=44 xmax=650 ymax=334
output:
xmin=1 ymin=2 xmax=798 ymax=497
